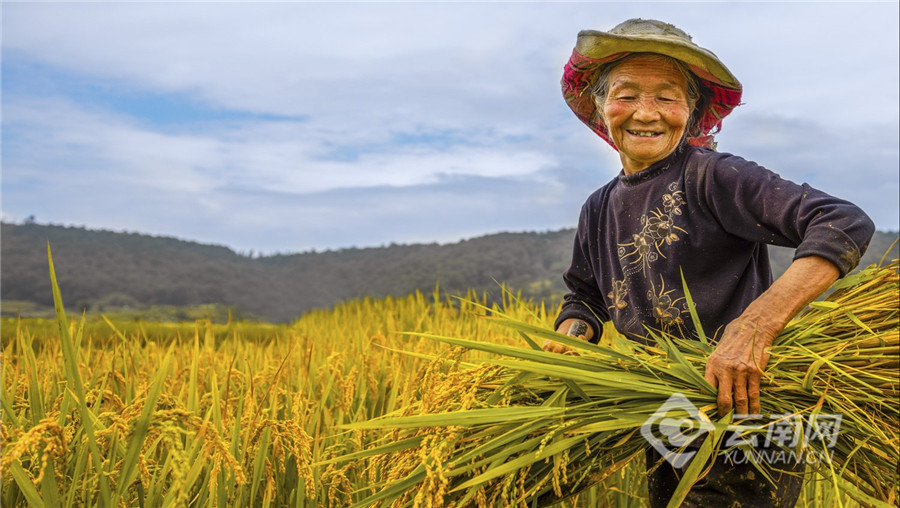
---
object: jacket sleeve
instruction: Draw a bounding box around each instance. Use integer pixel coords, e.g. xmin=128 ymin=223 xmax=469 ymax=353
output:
xmin=689 ymin=152 xmax=876 ymax=277
xmin=554 ymin=200 xmax=610 ymax=342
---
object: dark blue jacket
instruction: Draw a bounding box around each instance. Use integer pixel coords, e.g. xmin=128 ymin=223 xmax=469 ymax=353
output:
xmin=555 ymin=144 xmax=875 ymax=342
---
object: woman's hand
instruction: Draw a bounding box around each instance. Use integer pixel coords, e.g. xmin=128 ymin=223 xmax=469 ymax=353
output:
xmin=704 ymin=317 xmax=779 ymax=416
xmin=705 ymin=255 xmax=840 ymax=416
xmin=543 ymin=319 xmax=594 ymax=354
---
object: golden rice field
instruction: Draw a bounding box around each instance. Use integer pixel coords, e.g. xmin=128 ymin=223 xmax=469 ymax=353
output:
xmin=1 ymin=286 xmax=553 ymax=507
xmin=1 ymin=254 xmax=896 ymax=507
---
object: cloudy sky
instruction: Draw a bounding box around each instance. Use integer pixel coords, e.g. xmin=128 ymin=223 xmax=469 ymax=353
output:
xmin=3 ymin=2 xmax=898 ymax=254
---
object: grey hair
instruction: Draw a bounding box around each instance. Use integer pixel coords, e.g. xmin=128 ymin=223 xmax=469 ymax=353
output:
xmin=590 ymin=53 xmax=711 ymax=139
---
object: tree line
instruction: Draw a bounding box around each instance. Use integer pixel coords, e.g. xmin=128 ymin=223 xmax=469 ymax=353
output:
xmin=2 ymin=222 xmax=897 ymax=322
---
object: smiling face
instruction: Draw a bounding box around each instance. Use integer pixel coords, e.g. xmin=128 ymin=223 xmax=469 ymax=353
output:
xmin=598 ymin=55 xmax=693 ymax=175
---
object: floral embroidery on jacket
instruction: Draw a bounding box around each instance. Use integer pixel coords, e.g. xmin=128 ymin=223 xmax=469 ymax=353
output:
xmin=607 ymin=279 xmax=628 ymax=310
xmin=650 ymin=277 xmax=685 ymax=326
xmin=611 ymin=181 xmax=688 ymax=330
xmin=620 ymin=182 xmax=686 ymax=272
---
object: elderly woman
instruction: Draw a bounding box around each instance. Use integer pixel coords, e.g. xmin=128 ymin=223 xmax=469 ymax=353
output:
xmin=543 ymin=19 xmax=875 ymax=507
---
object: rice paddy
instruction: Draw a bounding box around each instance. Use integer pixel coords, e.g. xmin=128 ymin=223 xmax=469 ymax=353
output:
xmin=1 ymin=250 xmax=897 ymax=507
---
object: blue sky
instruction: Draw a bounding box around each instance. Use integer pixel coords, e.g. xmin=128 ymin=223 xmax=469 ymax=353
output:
xmin=2 ymin=2 xmax=898 ymax=254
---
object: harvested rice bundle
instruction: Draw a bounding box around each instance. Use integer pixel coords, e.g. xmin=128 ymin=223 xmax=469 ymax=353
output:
xmin=339 ymin=260 xmax=899 ymax=507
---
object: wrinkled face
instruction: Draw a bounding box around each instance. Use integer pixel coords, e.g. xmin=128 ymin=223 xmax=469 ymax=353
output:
xmin=599 ymin=55 xmax=692 ymax=174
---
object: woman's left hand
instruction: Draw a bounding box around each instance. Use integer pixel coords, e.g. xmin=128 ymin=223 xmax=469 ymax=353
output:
xmin=704 ymin=317 xmax=780 ymax=416
xmin=704 ymin=255 xmax=841 ymax=417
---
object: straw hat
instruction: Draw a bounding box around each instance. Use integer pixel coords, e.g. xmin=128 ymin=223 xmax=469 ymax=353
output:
xmin=562 ymin=18 xmax=743 ymax=150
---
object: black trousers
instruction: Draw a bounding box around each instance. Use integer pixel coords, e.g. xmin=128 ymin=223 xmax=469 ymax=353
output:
xmin=646 ymin=446 xmax=805 ymax=508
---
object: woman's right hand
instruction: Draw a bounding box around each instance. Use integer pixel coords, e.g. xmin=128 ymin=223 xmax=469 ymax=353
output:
xmin=542 ymin=319 xmax=593 ymax=354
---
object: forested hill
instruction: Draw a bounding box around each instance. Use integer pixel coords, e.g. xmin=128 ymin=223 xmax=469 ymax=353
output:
xmin=2 ymin=222 xmax=898 ymax=322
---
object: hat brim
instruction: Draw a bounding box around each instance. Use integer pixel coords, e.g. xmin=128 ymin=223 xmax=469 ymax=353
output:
xmin=562 ymin=30 xmax=743 ymax=150
xmin=575 ymin=29 xmax=741 ymax=90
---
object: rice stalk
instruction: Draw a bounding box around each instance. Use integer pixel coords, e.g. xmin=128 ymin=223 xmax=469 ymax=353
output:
xmin=343 ymin=260 xmax=899 ymax=507
xmin=3 ymin=247 xmax=894 ymax=506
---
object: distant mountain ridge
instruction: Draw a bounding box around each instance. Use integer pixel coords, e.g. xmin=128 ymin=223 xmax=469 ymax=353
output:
xmin=2 ymin=222 xmax=897 ymax=322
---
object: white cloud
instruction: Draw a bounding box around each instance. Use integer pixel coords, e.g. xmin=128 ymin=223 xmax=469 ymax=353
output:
xmin=2 ymin=2 xmax=898 ymax=252
xmin=4 ymin=97 xmax=220 ymax=194
xmin=4 ymin=94 xmax=556 ymax=197
xmin=2 ymin=3 xmax=566 ymax=120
